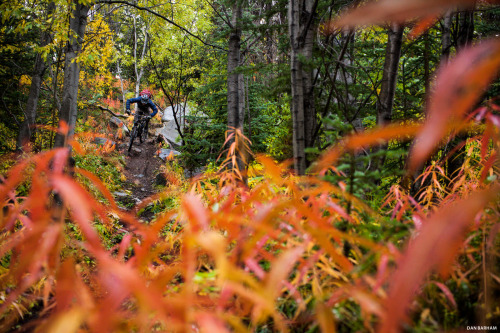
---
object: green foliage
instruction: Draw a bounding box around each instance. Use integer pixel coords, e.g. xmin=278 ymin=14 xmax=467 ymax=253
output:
xmin=312 ymin=114 xmax=408 ymax=205
xmin=180 ymin=72 xmax=228 ymax=170
xmin=263 ymin=95 xmax=293 ymax=161
xmin=74 ymin=152 xmax=124 ymax=196
xmin=0 ymin=10 xmax=37 ymax=152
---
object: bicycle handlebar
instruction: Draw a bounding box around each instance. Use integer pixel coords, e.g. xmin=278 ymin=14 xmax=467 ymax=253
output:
xmin=129 ymin=113 xmax=151 ymax=119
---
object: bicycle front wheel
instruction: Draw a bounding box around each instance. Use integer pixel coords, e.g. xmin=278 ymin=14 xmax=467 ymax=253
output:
xmin=128 ymin=126 xmax=137 ymax=152
xmin=141 ymin=123 xmax=148 ymax=142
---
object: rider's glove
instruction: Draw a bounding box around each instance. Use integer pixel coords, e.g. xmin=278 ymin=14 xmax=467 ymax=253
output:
xmin=146 ymin=115 xmax=152 ymax=119
xmin=126 ymin=109 xmax=131 ymax=115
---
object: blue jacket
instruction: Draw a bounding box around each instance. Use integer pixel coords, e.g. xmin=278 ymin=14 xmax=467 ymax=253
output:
xmin=126 ymin=97 xmax=158 ymax=117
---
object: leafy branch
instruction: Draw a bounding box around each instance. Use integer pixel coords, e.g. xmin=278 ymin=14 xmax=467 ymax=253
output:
xmin=96 ymin=0 xmax=227 ymax=51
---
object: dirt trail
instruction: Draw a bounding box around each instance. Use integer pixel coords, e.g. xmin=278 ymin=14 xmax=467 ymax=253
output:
xmin=116 ymin=132 xmax=164 ymax=210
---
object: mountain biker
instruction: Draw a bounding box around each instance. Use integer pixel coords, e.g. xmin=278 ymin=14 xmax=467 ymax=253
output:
xmin=125 ymin=89 xmax=158 ymax=137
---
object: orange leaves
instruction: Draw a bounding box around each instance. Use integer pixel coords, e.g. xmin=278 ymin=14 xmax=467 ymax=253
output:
xmin=407 ymin=15 xmax=439 ymax=39
xmin=327 ymin=0 xmax=477 ymax=30
xmin=52 ymin=259 xmax=93 ymax=315
xmin=264 ymin=246 xmax=304 ymax=301
xmin=379 ymin=185 xmax=498 ymax=333
xmin=51 ymin=174 xmax=102 ymax=248
xmin=1 ymin=129 xmax=498 ymax=332
xmin=196 ymin=313 xmax=231 ymax=333
xmin=41 ymin=309 xmax=86 ymax=333
xmin=313 ymin=124 xmax=420 ymax=173
xmin=409 ymin=39 xmax=500 ymax=172
xmin=0 ymin=146 xmax=137 ymax=329
xmin=316 ymin=301 xmax=337 ymax=333
xmin=75 ymin=167 xmax=118 ymax=211
xmin=257 ymin=154 xmax=289 ymax=184
xmin=2 ymin=60 xmax=499 ymax=333
xmin=219 ymin=127 xmax=253 ymax=181
xmin=182 ymin=153 xmax=390 ymax=329
xmin=167 ymin=150 xmax=175 ymax=161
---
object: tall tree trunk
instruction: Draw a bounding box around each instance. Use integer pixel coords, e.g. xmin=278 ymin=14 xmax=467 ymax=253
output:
xmin=16 ymin=2 xmax=55 ymax=150
xmin=289 ymin=0 xmax=317 ymax=175
xmin=376 ymin=23 xmax=404 ymax=127
xmin=370 ymin=24 xmax=403 ymax=172
xmin=117 ymin=60 xmax=126 ymax=110
xmin=445 ymin=9 xmax=474 ymax=182
xmin=246 ymin=76 xmax=251 ymax=143
xmin=457 ymin=9 xmax=474 ymax=49
xmin=54 ymin=1 xmax=90 ymax=148
xmin=264 ymin=1 xmax=275 ymax=64
xmin=227 ymin=1 xmax=243 ymax=132
xmin=133 ymin=18 xmax=149 ymax=105
xmin=226 ymin=1 xmax=246 ymax=175
xmin=442 ymin=10 xmax=453 ymax=61
xmin=49 ymin=48 xmax=63 ymax=149
xmin=238 ymin=74 xmax=245 ymax=130
xmin=423 ymin=32 xmax=430 ymax=96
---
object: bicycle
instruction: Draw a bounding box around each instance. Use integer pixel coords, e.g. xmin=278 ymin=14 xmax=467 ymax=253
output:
xmin=127 ymin=113 xmax=150 ymax=153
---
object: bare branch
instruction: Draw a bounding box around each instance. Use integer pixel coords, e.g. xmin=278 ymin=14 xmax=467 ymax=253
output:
xmin=204 ymin=0 xmax=231 ymax=27
xmin=96 ymin=105 xmax=129 ymax=118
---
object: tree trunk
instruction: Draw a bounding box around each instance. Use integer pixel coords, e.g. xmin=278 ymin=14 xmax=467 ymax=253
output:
xmin=238 ymin=73 xmax=245 ymax=131
xmin=54 ymin=2 xmax=90 ymax=148
xmin=442 ymin=10 xmax=453 ymax=61
xmin=246 ymin=76 xmax=251 ymax=142
xmin=376 ymin=23 xmax=404 ymax=127
xmin=17 ymin=53 xmax=48 ymax=150
xmin=117 ymin=60 xmax=126 ymax=110
xmin=445 ymin=9 xmax=475 ymax=182
xmin=49 ymin=48 xmax=63 ymax=149
xmin=289 ymin=0 xmax=317 ymax=175
xmin=368 ymin=24 xmax=404 ymax=171
xmin=226 ymin=1 xmax=247 ymax=175
xmin=227 ymin=1 xmax=243 ymax=132
xmin=133 ymin=17 xmax=149 ymax=105
xmin=423 ymin=32 xmax=430 ymax=96
xmin=457 ymin=9 xmax=474 ymax=49
xmin=16 ymin=2 xmax=55 ymax=150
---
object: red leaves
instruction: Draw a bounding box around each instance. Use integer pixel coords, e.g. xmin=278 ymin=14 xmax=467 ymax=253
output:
xmin=182 ymin=194 xmax=209 ymax=232
xmin=408 ymin=39 xmax=500 ymax=172
xmin=431 ymin=281 xmax=457 ymax=308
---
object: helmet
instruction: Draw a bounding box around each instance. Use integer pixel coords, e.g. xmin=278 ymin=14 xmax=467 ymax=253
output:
xmin=140 ymin=89 xmax=152 ymax=104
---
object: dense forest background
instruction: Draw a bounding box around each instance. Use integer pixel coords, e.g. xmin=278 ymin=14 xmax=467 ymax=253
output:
xmin=0 ymin=0 xmax=499 ymax=332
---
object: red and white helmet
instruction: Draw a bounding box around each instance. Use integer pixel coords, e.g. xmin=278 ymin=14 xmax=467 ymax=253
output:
xmin=140 ymin=89 xmax=152 ymax=98
xmin=140 ymin=89 xmax=152 ymax=104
